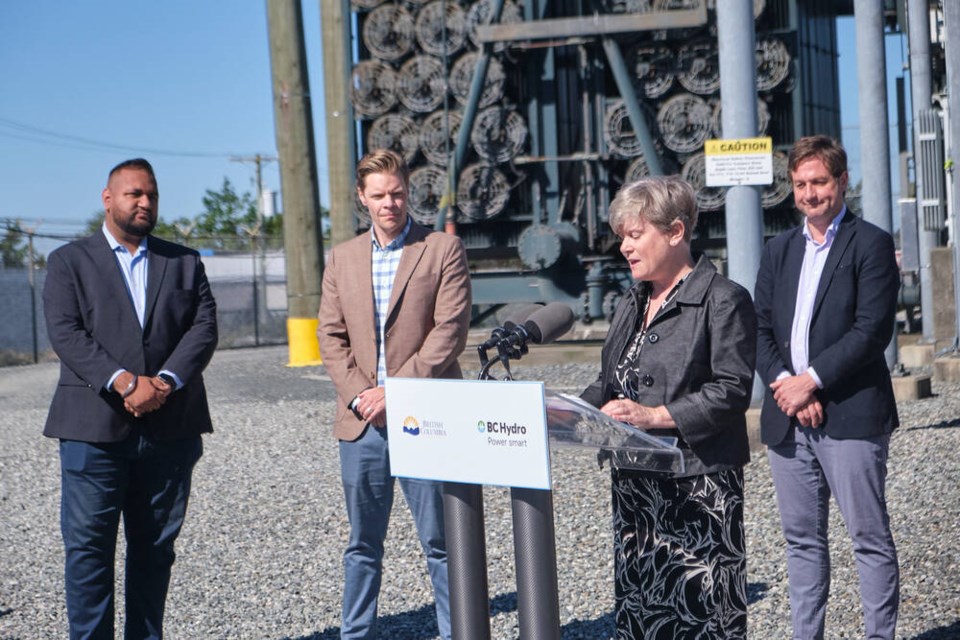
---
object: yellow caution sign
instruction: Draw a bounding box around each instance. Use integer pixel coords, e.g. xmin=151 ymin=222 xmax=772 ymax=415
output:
xmin=704 ymin=137 xmax=773 ymax=187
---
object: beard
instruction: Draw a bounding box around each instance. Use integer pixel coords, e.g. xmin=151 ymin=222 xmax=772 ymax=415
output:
xmin=116 ymin=209 xmax=157 ymax=237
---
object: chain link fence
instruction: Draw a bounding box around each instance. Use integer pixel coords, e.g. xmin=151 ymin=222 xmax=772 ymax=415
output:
xmin=0 ymin=235 xmax=293 ymax=367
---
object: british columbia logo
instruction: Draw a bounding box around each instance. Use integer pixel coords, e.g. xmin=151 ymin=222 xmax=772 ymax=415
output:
xmin=403 ymin=416 xmax=447 ymax=438
xmin=402 ymin=416 xmax=420 ymax=436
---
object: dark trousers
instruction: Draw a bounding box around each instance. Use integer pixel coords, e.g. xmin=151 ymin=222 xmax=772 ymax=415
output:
xmin=59 ymin=434 xmax=202 ymax=640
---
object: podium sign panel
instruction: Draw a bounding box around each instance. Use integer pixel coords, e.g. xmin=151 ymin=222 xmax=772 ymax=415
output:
xmin=385 ymin=378 xmax=551 ymax=490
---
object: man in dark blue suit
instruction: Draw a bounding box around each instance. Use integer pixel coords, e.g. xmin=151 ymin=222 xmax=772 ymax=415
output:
xmin=43 ymin=158 xmax=218 ymax=639
xmin=754 ymin=136 xmax=900 ymax=639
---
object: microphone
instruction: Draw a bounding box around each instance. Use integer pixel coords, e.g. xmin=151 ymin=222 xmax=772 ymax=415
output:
xmin=522 ymin=302 xmax=576 ymax=345
xmin=476 ymin=302 xmax=575 ymax=379
xmin=479 ymin=304 xmax=544 ymax=350
xmin=497 ymin=302 xmax=576 ymax=352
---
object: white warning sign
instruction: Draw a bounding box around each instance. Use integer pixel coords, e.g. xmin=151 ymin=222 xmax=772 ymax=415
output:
xmin=704 ymin=137 xmax=773 ymax=187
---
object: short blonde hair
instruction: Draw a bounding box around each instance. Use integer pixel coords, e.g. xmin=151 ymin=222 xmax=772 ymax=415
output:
xmin=356 ymin=149 xmax=409 ymax=192
xmin=608 ymin=175 xmax=698 ymax=242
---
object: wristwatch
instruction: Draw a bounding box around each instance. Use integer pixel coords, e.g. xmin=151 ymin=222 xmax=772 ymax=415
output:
xmin=157 ymin=372 xmax=177 ymax=389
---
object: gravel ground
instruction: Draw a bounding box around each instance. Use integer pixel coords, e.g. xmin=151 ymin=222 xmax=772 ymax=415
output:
xmin=1 ymin=345 xmax=959 ymax=639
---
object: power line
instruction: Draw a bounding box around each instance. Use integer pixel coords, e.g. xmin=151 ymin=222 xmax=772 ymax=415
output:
xmin=0 ymin=116 xmax=252 ymax=159
xmin=0 ymin=115 xmax=336 ymax=185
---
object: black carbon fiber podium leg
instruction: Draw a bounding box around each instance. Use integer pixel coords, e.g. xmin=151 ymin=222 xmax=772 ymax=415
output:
xmin=443 ymin=482 xmax=491 ymax=640
xmin=511 ymin=487 xmax=561 ymax=640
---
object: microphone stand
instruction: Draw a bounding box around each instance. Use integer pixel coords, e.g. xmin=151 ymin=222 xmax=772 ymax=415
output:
xmin=444 ymin=337 xmax=561 ymax=640
xmin=476 ymin=332 xmax=528 ymax=381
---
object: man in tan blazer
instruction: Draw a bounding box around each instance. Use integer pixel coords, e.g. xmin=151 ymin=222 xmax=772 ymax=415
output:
xmin=318 ymin=149 xmax=471 ymax=640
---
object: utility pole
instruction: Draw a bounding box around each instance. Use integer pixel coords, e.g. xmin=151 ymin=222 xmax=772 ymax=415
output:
xmin=266 ymin=0 xmax=325 ymax=366
xmin=231 ymin=154 xmax=278 ymax=222
xmin=231 ymin=153 xmax=277 ymax=347
xmin=320 ymin=0 xmax=356 ymax=246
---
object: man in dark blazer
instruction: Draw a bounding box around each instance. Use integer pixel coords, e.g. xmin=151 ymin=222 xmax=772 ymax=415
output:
xmin=754 ymin=135 xmax=900 ymax=639
xmin=318 ymin=149 xmax=471 ymax=640
xmin=43 ymin=158 xmax=218 ymax=639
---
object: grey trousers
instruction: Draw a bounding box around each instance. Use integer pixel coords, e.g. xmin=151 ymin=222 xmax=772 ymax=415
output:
xmin=768 ymin=427 xmax=899 ymax=640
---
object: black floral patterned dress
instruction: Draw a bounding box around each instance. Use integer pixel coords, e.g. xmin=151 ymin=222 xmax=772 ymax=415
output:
xmin=609 ymin=278 xmax=748 ymax=639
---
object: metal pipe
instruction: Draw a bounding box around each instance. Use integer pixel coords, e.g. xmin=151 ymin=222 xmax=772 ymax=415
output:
xmin=943 ymin=0 xmax=960 ymax=350
xmin=474 ymin=6 xmax=707 ymax=43
xmin=716 ymin=0 xmax=764 ymax=402
xmin=854 ymin=0 xmax=897 ymax=367
xmin=601 ymin=38 xmax=663 ymax=176
xmin=442 ymin=0 xmax=506 ymax=232
xmin=908 ymin=0 xmax=939 ymax=342
xmin=716 ymin=0 xmax=763 ymax=296
xmin=580 ymin=44 xmax=597 ymax=251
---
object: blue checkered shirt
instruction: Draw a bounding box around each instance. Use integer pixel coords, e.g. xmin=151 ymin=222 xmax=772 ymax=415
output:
xmin=372 ymin=218 xmax=412 ymax=386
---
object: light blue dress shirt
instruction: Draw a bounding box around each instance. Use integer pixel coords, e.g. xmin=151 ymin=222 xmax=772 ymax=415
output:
xmin=782 ymin=207 xmax=847 ymax=388
xmin=102 ymin=225 xmax=182 ymax=391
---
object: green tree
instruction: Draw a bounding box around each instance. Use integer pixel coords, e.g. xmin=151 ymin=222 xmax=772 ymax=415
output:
xmin=195 ymin=177 xmax=258 ymax=237
xmin=1 ymin=220 xmax=46 ymax=268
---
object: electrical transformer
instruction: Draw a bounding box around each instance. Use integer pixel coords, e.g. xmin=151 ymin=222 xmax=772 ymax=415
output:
xmin=332 ymin=0 xmax=846 ymax=321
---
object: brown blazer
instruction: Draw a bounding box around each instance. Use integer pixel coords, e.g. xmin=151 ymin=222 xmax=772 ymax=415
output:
xmin=318 ymin=221 xmax=472 ymax=441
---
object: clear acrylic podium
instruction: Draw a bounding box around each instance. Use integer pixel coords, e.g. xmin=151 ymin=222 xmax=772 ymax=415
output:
xmin=443 ymin=387 xmax=684 ymax=640
xmin=543 ymin=389 xmax=685 ymax=474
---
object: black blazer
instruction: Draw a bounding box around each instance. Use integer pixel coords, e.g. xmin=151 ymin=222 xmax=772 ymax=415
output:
xmin=754 ymin=211 xmax=899 ymax=446
xmin=582 ymin=257 xmax=757 ymax=476
xmin=43 ymin=232 xmax=218 ymax=442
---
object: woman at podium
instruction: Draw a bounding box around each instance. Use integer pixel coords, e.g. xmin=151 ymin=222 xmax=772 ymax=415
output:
xmin=581 ymin=175 xmax=757 ymax=639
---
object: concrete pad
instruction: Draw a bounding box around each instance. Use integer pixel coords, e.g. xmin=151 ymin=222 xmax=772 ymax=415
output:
xmin=891 ymin=373 xmax=932 ymax=402
xmin=899 ymin=343 xmax=935 ymax=368
xmin=934 ymin=356 xmax=960 ymax=383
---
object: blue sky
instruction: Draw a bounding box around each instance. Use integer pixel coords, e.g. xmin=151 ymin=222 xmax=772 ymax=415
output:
xmin=0 ymin=0 xmax=327 ymax=253
xmin=1 ymin=4 xmax=904 ymax=254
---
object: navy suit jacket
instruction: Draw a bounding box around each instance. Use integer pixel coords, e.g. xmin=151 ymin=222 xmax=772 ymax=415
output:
xmin=754 ymin=211 xmax=899 ymax=446
xmin=43 ymin=232 xmax=218 ymax=442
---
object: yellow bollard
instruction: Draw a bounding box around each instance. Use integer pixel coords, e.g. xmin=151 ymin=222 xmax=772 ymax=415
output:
xmin=287 ymin=317 xmax=323 ymax=367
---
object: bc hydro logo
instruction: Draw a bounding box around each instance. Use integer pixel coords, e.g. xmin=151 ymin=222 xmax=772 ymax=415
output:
xmin=402 ymin=416 xmax=421 ymax=436
xmin=477 ymin=420 xmax=528 ymax=435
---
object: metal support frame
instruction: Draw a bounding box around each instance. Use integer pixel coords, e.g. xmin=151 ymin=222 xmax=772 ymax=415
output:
xmin=441 ymin=0 xmax=507 ymax=231
xmin=602 ymin=38 xmax=663 ymax=176
xmin=474 ymin=5 xmax=707 ymax=43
